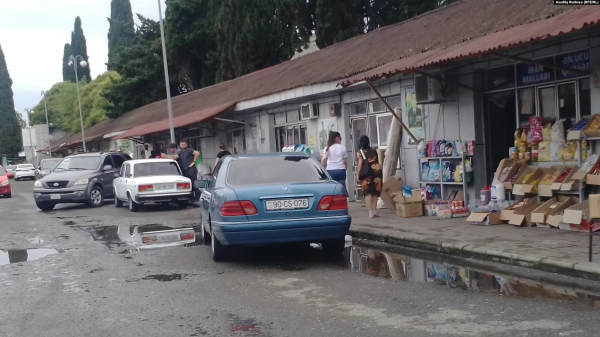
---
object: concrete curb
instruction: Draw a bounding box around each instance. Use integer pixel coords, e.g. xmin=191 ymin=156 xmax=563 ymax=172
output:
xmin=349 ymin=228 xmax=600 ymax=282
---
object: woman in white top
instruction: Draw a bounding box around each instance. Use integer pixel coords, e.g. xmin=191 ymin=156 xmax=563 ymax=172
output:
xmin=321 ymin=131 xmax=347 ymax=193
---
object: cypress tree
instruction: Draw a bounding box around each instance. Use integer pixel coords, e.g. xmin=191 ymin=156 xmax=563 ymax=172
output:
xmin=62 ymin=43 xmax=74 ymax=82
xmin=107 ymin=0 xmax=135 ymax=70
xmin=315 ymin=0 xmax=364 ymax=48
xmin=0 ymin=45 xmax=23 ymax=156
xmin=70 ymin=17 xmax=91 ymax=82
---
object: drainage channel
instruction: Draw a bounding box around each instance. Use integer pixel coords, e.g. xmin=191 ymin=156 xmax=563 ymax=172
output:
xmin=347 ymin=241 xmax=600 ymax=308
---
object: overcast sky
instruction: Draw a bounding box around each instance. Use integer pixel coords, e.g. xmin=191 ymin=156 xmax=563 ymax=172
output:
xmin=0 ymin=0 xmax=165 ymax=122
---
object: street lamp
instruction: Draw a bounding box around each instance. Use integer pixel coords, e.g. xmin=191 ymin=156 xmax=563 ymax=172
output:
xmin=68 ymin=55 xmax=88 ymax=152
xmin=24 ymin=108 xmax=36 ymax=166
xmin=157 ymin=0 xmax=175 ymax=144
xmin=41 ymin=91 xmax=51 ymax=157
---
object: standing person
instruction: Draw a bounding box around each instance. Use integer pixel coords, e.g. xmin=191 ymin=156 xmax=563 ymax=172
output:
xmin=321 ymin=131 xmax=347 ymax=193
xmin=356 ymin=135 xmax=383 ymax=218
xmin=163 ymin=141 xmax=200 ymax=202
xmin=214 ymin=143 xmax=231 ymax=168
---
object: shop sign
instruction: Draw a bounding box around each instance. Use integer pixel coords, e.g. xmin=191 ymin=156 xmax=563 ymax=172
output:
xmin=516 ymin=57 xmax=555 ymax=86
xmin=274 ymin=112 xmax=286 ymax=125
xmin=556 ymin=50 xmax=590 ymax=80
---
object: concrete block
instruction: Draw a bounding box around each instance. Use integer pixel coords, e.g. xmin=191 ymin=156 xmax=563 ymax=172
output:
xmin=539 ymin=258 xmax=576 ymax=270
xmin=441 ymin=242 xmax=467 ymax=251
xmin=573 ymin=262 xmax=600 ymax=275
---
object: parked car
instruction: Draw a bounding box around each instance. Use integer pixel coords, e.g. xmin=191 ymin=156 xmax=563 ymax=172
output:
xmin=5 ymin=165 xmax=16 ymax=179
xmin=37 ymin=158 xmax=63 ymax=179
xmin=33 ymin=152 xmax=130 ymax=211
xmin=14 ymin=164 xmax=36 ymax=181
xmin=0 ymin=166 xmax=11 ymax=198
xmin=113 ymin=159 xmax=193 ymax=212
xmin=199 ymin=152 xmax=351 ymax=262
xmin=116 ymin=224 xmax=196 ymax=249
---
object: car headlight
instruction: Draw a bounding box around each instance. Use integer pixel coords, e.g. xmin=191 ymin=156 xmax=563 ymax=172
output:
xmin=73 ymin=179 xmax=89 ymax=185
xmin=0 ymin=180 xmax=9 ymax=186
xmin=34 ymin=180 xmax=42 ymax=187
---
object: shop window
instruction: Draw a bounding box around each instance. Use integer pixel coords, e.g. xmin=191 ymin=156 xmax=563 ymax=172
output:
xmin=231 ymin=129 xmax=246 ymax=154
xmin=484 ymin=65 xmax=515 ymax=91
xmin=286 ymin=110 xmax=299 ymax=123
xmin=387 ymin=96 xmax=402 ymax=110
xmin=580 ymin=78 xmax=591 ymax=117
xmin=377 ymin=115 xmax=394 ymax=147
xmin=368 ymin=100 xmax=386 ymax=113
xmin=350 ymin=103 xmax=366 ymax=115
xmin=518 ymin=87 xmax=535 ymax=126
xmin=368 ymin=115 xmax=378 ymax=147
xmin=275 ymin=123 xmax=307 ymax=151
xmin=538 ymin=86 xmax=556 ymax=120
xmin=558 ymin=82 xmax=576 ymax=123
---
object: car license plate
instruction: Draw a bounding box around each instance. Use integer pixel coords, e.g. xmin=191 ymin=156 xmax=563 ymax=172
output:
xmin=266 ymin=198 xmax=309 ymax=211
xmin=155 ymin=184 xmax=174 ymax=191
xmin=50 ymin=194 xmax=61 ymax=200
xmin=157 ymin=234 xmax=179 ymax=242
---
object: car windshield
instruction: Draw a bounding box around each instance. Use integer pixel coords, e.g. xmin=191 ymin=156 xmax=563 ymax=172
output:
xmin=41 ymin=159 xmax=63 ymax=170
xmin=54 ymin=156 xmax=100 ymax=171
xmin=6 ymin=166 xmax=15 ymax=171
xmin=226 ymin=156 xmax=328 ymax=186
xmin=16 ymin=165 xmax=34 ymax=171
xmin=133 ymin=162 xmax=181 ymax=178
xmin=0 ymin=167 xmax=5 ymax=176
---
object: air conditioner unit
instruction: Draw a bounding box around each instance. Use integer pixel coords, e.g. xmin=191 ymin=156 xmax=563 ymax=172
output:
xmin=300 ymin=103 xmax=319 ymax=120
xmin=415 ymin=75 xmax=445 ymax=104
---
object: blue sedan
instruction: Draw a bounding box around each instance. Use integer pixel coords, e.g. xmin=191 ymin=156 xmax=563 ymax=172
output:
xmin=199 ymin=152 xmax=351 ymax=261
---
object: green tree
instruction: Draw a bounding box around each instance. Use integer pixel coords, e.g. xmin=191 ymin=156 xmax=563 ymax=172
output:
xmin=0 ymin=45 xmax=23 ymax=156
xmin=365 ymin=0 xmax=457 ymax=31
xmin=62 ymin=43 xmax=73 ymax=82
xmin=70 ymin=16 xmax=91 ymax=82
xmin=103 ymin=15 xmax=179 ymax=118
xmin=314 ymin=0 xmax=364 ymax=48
xmin=15 ymin=111 xmax=26 ymax=128
xmin=29 ymin=82 xmax=78 ymax=130
xmin=107 ymin=0 xmax=135 ymax=70
xmin=68 ymin=71 xmax=121 ymax=131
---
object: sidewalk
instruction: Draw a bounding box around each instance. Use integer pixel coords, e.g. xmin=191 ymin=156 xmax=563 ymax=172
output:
xmin=348 ymin=202 xmax=600 ymax=281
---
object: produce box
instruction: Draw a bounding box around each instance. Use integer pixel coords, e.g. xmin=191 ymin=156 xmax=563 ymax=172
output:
xmin=381 ymin=176 xmax=405 ymax=210
xmin=537 ymin=166 xmax=564 ymax=197
xmin=493 ymin=159 xmax=528 ymax=190
xmin=508 ymin=201 xmax=543 ymax=227
xmin=513 ymin=167 xmax=547 ymax=195
xmin=531 ymin=196 xmax=578 ymax=228
xmin=561 ymin=200 xmax=600 ymax=232
xmin=559 ymin=167 xmax=579 ymax=191
xmin=566 ymin=118 xmax=590 ymax=140
xmin=500 ymin=198 xmax=538 ymax=222
xmin=590 ymin=194 xmax=600 ymax=219
xmin=573 ymin=153 xmax=600 ymax=180
xmin=394 ymin=193 xmax=423 ymax=218
xmin=583 ymin=115 xmax=600 ymax=138
xmin=466 ymin=212 xmax=502 ymax=226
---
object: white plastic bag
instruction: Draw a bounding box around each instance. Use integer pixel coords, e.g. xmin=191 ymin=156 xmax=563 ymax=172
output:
xmin=551 ymin=120 xmax=565 ymax=142
xmin=377 ymin=197 xmax=386 ymax=209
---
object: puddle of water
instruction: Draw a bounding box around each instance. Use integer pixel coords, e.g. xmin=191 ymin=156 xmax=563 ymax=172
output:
xmin=141 ymin=273 xmax=184 ymax=281
xmin=346 ymin=244 xmax=600 ymax=307
xmin=0 ymin=249 xmax=62 ymax=266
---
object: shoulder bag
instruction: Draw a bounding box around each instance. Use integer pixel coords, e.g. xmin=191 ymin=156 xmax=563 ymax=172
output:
xmin=358 ymin=150 xmax=369 ymax=181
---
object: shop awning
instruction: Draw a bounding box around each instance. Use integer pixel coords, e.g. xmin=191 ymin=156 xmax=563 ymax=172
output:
xmin=113 ymin=102 xmax=236 ymax=140
xmin=339 ymin=6 xmax=600 ymax=87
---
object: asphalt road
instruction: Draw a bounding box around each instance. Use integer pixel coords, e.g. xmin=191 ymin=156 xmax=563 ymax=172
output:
xmin=1 ymin=180 xmax=600 ymax=337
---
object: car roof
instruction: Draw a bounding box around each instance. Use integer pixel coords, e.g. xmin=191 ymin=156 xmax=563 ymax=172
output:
xmin=67 ymin=152 xmax=123 ymax=158
xmin=226 ymin=152 xmax=311 ymax=161
xmin=128 ymin=159 xmax=176 ymax=165
xmin=17 ymin=164 xmax=34 ymax=166
xmin=41 ymin=158 xmax=62 ymax=162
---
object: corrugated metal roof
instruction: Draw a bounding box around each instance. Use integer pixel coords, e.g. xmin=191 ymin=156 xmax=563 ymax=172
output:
xmin=340 ymin=6 xmax=600 ymax=86
xmin=113 ymin=102 xmax=235 ymax=140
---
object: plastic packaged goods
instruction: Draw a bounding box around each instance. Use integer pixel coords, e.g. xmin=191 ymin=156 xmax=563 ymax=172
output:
xmin=542 ymin=122 xmax=552 ymax=142
xmin=538 ymin=142 xmax=550 ymax=162
xmin=579 ymin=153 xmax=599 ymax=172
xmin=429 ymin=162 xmax=441 ymax=181
xmin=539 ymin=171 xmax=560 ymax=185
xmin=587 ymin=116 xmax=600 ymax=131
xmin=495 ymin=182 xmax=506 ymax=201
xmin=417 ymin=140 xmax=427 ymax=158
xmin=551 ymin=120 xmax=565 ymax=141
xmin=529 ymin=116 xmax=544 ymax=143
xmin=563 ymin=141 xmax=578 ymax=162
xmin=521 ymin=173 xmax=533 ymax=184
xmin=421 ymin=162 xmax=431 ymax=181
xmin=571 ymin=119 xmax=589 ymax=131
xmin=442 ymin=161 xmax=454 ymax=182
xmin=555 ymin=168 xmax=573 ymax=183
xmin=480 ymin=186 xmax=490 ymax=204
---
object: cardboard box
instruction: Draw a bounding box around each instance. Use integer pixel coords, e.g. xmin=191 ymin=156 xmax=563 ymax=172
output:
xmin=560 ymin=200 xmax=600 ymax=232
xmin=509 ymin=201 xmax=543 ymax=227
xmin=381 ymin=176 xmax=405 ymax=210
xmin=572 ymin=154 xmax=600 ymax=180
xmin=394 ymin=193 xmax=423 ymax=218
xmin=590 ymin=194 xmax=600 ymax=219
xmin=531 ymin=196 xmax=577 ymax=227
xmin=537 ymin=167 xmax=561 ymax=197
xmin=493 ymin=159 xmax=528 ymax=190
xmin=567 ymin=117 xmax=590 ymax=140
xmin=513 ymin=167 xmax=547 ymax=195
xmin=560 ymin=168 xmax=579 ymax=191
xmin=466 ymin=212 xmax=502 ymax=226
xmin=500 ymin=198 xmax=538 ymax=221
xmin=546 ymin=198 xmax=578 ymax=228
xmin=586 ymin=173 xmax=600 ymax=186
xmin=583 ymin=115 xmax=600 ymax=138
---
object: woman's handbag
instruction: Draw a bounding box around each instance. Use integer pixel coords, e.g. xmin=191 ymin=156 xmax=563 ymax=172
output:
xmin=358 ymin=150 xmax=369 ymax=180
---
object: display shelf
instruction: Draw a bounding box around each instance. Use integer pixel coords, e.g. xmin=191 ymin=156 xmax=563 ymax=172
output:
xmin=419 ymin=181 xmax=465 ymax=185
xmin=418 ymin=151 xmax=472 ymax=204
xmin=419 ymin=155 xmax=472 ymax=160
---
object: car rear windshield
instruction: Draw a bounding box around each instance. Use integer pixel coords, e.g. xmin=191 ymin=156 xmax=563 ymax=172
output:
xmin=41 ymin=159 xmax=63 ymax=170
xmin=54 ymin=156 xmax=100 ymax=171
xmin=17 ymin=165 xmax=34 ymax=170
xmin=226 ymin=156 xmax=328 ymax=186
xmin=134 ymin=162 xmax=181 ymax=178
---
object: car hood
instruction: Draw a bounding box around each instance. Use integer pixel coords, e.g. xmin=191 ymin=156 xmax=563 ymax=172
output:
xmin=0 ymin=175 xmax=8 ymax=183
xmin=39 ymin=169 xmax=95 ymax=182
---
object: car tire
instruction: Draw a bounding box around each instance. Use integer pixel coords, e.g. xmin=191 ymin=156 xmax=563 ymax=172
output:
xmin=87 ymin=186 xmax=104 ymax=208
xmin=201 ymin=219 xmax=211 ymax=245
xmin=211 ymin=228 xmax=231 ymax=262
xmin=15 ymin=178 xmax=19 ymax=181
xmin=114 ymin=190 xmax=123 ymax=208
xmin=177 ymin=200 xmax=188 ymax=209
xmin=6 ymin=193 xmax=11 ymax=198
xmin=322 ymin=238 xmax=346 ymax=256
xmin=36 ymin=202 xmax=55 ymax=212
xmin=128 ymin=193 xmax=140 ymax=212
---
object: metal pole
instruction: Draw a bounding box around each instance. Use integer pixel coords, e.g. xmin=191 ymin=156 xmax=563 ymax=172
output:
xmin=25 ymin=109 xmax=34 ymax=165
xmin=157 ymin=0 xmax=175 ymax=144
xmin=72 ymin=56 xmax=86 ymax=152
xmin=42 ymin=91 xmax=51 ymax=157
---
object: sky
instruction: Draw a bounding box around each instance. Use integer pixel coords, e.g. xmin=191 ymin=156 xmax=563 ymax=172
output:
xmin=0 ymin=0 xmax=165 ymax=122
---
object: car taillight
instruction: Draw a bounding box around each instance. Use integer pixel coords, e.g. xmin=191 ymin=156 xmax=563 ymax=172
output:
xmin=221 ymin=200 xmax=258 ymax=216
xmin=138 ymin=185 xmax=153 ymax=192
xmin=317 ymin=195 xmax=347 ymax=211
xmin=142 ymin=236 xmax=157 ymax=244
xmin=180 ymin=233 xmax=195 ymax=240
xmin=177 ymin=183 xmax=190 ymax=190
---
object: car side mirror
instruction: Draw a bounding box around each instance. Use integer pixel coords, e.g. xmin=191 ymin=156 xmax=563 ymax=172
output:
xmin=103 ymin=165 xmax=113 ymax=171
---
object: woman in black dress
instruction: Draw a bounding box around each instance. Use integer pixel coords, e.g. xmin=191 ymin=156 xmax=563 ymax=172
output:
xmin=356 ymin=136 xmax=383 ymax=218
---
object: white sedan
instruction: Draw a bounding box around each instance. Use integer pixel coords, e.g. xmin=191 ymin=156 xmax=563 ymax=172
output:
xmin=113 ymin=159 xmax=193 ymax=212
xmin=14 ymin=164 xmax=37 ymax=181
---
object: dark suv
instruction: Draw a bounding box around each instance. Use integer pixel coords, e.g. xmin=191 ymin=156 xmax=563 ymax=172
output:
xmin=33 ymin=152 xmax=131 ymax=211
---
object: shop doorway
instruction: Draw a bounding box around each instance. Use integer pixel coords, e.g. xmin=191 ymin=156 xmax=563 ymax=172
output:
xmin=484 ymin=90 xmax=516 ymax=184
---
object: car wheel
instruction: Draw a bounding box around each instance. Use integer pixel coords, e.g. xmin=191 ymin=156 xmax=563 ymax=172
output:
xmin=128 ymin=193 xmax=140 ymax=212
xmin=87 ymin=186 xmax=104 ymax=208
xmin=15 ymin=177 xmax=19 ymax=181
xmin=211 ymin=228 xmax=230 ymax=262
xmin=36 ymin=202 xmax=55 ymax=212
xmin=322 ymin=238 xmax=346 ymax=256
xmin=6 ymin=193 xmax=11 ymax=198
xmin=114 ymin=190 xmax=123 ymax=208
xmin=177 ymin=200 xmax=188 ymax=209
xmin=201 ymin=219 xmax=211 ymax=245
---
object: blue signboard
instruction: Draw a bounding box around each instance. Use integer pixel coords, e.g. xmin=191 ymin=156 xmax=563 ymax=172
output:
xmin=556 ymin=50 xmax=589 ymax=80
xmin=517 ymin=57 xmax=555 ymax=86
